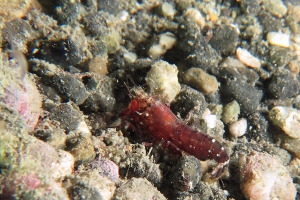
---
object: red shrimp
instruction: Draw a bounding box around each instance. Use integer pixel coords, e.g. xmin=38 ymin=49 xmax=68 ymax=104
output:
xmin=120 ymin=88 xmax=229 ymax=179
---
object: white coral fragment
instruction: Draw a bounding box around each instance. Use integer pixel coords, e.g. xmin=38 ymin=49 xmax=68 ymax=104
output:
xmin=146 ymin=60 xmax=181 ymax=103
xmin=148 ymin=32 xmax=176 ymax=59
xmin=269 ymin=106 xmax=300 ymax=138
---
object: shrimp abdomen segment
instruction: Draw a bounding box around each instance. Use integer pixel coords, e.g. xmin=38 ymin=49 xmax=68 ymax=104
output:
xmin=172 ymin=124 xmax=228 ymax=163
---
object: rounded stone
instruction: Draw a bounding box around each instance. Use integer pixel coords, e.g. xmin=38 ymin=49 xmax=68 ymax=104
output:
xmin=268 ymin=69 xmax=299 ymax=99
xmin=222 ymin=100 xmax=240 ymax=124
xmin=183 ymin=68 xmax=219 ymax=94
xmin=209 ymin=25 xmax=239 ymax=56
xmin=172 ymin=156 xmax=202 ymax=191
xmin=229 ymin=118 xmax=247 ymax=138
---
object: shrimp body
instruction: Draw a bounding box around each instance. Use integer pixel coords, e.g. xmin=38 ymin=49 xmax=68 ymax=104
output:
xmin=121 ymin=88 xmax=229 ymax=178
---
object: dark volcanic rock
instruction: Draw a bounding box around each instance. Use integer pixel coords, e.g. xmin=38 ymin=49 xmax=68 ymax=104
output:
xmin=80 ymin=74 xmax=116 ymax=113
xmin=176 ymin=181 xmax=227 ymax=200
xmin=217 ymin=67 xmax=263 ymax=114
xmin=98 ymin=0 xmax=123 ymax=15
xmin=240 ymin=0 xmax=261 ymax=15
xmin=171 ymin=85 xmax=208 ymax=118
xmin=222 ymin=80 xmax=263 ymax=114
xmin=177 ymin=20 xmax=221 ymax=71
xmin=268 ymin=69 xmax=299 ymax=99
xmin=50 ymin=102 xmax=84 ymax=132
xmin=247 ymin=113 xmax=270 ymax=142
xmin=29 ymin=30 xmax=88 ymax=68
xmin=172 ymin=156 xmax=202 ymax=191
xmin=52 ymin=72 xmax=89 ymax=105
xmin=81 ymin=12 xmax=112 ymax=36
xmin=257 ymin=11 xmax=283 ymax=33
xmin=37 ymin=0 xmax=80 ymax=25
xmin=269 ymin=46 xmax=294 ymax=67
xmin=2 ymin=18 xmax=39 ymax=49
xmin=54 ymin=0 xmax=80 ymax=25
xmin=29 ymin=59 xmax=90 ymax=105
xmin=209 ymin=25 xmax=239 ymax=56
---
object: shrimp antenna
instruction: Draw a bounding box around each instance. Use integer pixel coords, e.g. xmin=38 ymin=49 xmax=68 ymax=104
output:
xmin=123 ymin=82 xmax=134 ymax=98
xmin=126 ymin=74 xmax=138 ymax=87
xmin=123 ymin=73 xmax=148 ymax=98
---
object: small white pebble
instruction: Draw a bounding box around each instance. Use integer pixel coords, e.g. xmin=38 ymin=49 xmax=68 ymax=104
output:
xmin=203 ymin=114 xmax=217 ymax=129
xmin=159 ymin=32 xmax=176 ymax=50
xmin=236 ymin=47 xmax=261 ymax=69
xmin=76 ymin=121 xmax=91 ymax=136
xmin=184 ymin=8 xmax=205 ymax=28
xmin=52 ymin=150 xmax=74 ymax=180
xmin=229 ymin=118 xmax=247 ymax=138
xmin=119 ymin=10 xmax=129 ymax=21
xmin=148 ymin=44 xmax=165 ymax=59
xmin=123 ymin=52 xmax=137 ymax=63
xmin=161 ymin=2 xmax=176 ymax=19
xmin=32 ymin=48 xmax=39 ymax=54
xmin=267 ymin=32 xmax=290 ymax=48
xmin=148 ymin=32 xmax=176 ymax=59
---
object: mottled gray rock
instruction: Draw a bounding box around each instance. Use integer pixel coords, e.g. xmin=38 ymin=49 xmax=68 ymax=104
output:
xmin=54 ymin=0 xmax=80 ymax=25
xmin=29 ymin=59 xmax=90 ymax=105
xmin=217 ymin=67 xmax=263 ymax=113
xmin=176 ymin=181 xmax=227 ymax=200
xmin=222 ymin=80 xmax=262 ymax=114
xmin=257 ymin=11 xmax=283 ymax=33
xmin=171 ymin=85 xmax=208 ymax=119
xmin=50 ymin=103 xmax=84 ymax=132
xmin=126 ymin=144 xmax=163 ymax=186
xmin=115 ymin=178 xmax=166 ymax=200
xmin=284 ymin=0 xmax=300 ymax=5
xmin=177 ymin=20 xmax=221 ymax=70
xmin=264 ymin=146 xmax=291 ymax=165
xmin=173 ymin=156 xmax=202 ymax=191
xmin=81 ymin=12 xmax=112 ymax=36
xmin=37 ymin=81 xmax=62 ymax=103
xmin=282 ymin=136 xmax=300 ymax=158
xmin=269 ymin=46 xmax=294 ymax=67
xmin=247 ymin=113 xmax=270 ymax=142
xmin=268 ymin=69 xmax=299 ymax=99
xmin=81 ymin=74 xmax=115 ymax=112
xmin=37 ymin=0 xmax=79 ymax=25
xmin=98 ymin=0 xmax=123 ymax=15
xmin=123 ymin=10 xmax=152 ymax=45
xmin=2 ymin=18 xmax=39 ymax=52
xmin=52 ymin=72 xmax=89 ymax=105
xmin=29 ymin=29 xmax=88 ymax=68
xmin=209 ymin=25 xmax=239 ymax=56
xmin=34 ymin=121 xmax=67 ymax=150
xmin=240 ymin=0 xmax=261 ymax=14
xmin=69 ymin=170 xmax=116 ymax=200
xmin=220 ymin=58 xmax=259 ymax=86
